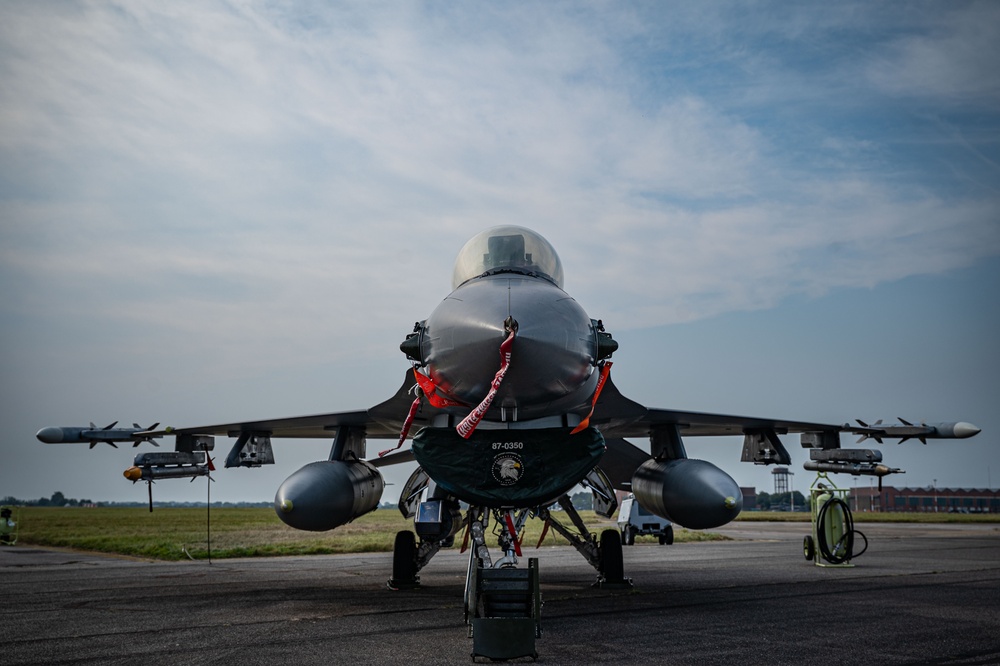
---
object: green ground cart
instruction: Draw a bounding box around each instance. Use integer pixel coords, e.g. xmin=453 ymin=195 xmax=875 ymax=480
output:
xmin=803 ymin=473 xmax=867 ymax=567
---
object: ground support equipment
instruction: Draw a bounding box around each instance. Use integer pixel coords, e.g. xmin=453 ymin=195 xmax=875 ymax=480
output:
xmin=804 ymin=472 xmax=867 ymax=567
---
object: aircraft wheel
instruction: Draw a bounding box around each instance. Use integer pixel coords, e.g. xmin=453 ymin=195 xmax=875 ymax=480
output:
xmin=599 ymin=529 xmax=624 ymax=582
xmin=803 ymin=535 xmax=815 ymax=561
xmin=392 ymin=530 xmax=418 ymax=583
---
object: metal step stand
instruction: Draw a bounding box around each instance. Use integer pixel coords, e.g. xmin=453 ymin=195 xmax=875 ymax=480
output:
xmin=469 ymin=558 xmax=541 ymax=662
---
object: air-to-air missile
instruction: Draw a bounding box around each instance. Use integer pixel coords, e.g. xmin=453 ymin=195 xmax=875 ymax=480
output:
xmin=35 ymin=424 xmax=216 ymax=485
xmin=803 ymin=447 xmax=902 ymax=478
xmin=35 ymin=422 xmax=161 ymax=448
xmin=123 ymin=451 xmax=213 ymax=482
xmin=850 ymin=419 xmax=981 ymax=445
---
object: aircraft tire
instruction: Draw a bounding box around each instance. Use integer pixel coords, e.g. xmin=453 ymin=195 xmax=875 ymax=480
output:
xmin=392 ymin=530 xmax=418 ymax=583
xmin=599 ymin=529 xmax=624 ymax=582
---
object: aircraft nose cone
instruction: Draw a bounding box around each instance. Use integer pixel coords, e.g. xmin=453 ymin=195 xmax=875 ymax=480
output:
xmin=954 ymin=422 xmax=981 ymax=438
xmin=36 ymin=427 xmax=63 ymax=443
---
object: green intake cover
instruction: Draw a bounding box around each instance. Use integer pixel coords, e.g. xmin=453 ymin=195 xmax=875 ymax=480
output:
xmin=411 ymin=426 xmax=605 ymax=508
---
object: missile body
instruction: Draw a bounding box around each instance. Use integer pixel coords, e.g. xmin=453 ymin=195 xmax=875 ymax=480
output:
xmin=36 ymin=423 xmax=160 ymax=447
xmin=852 ymin=420 xmax=980 ymax=444
xmin=123 ymin=451 xmax=211 ymax=481
xmin=803 ymin=461 xmax=901 ymax=477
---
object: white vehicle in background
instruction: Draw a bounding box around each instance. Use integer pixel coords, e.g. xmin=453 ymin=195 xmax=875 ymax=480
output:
xmin=618 ymin=494 xmax=674 ymax=545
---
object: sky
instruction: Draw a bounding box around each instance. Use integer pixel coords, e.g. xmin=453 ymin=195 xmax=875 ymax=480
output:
xmin=1 ymin=1 xmax=998 ymax=506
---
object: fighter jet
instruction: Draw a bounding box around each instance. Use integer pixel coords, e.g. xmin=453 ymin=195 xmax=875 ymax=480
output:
xmin=38 ymin=226 xmax=979 ymax=656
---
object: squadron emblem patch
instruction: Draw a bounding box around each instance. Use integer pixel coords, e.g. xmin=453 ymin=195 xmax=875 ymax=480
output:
xmin=491 ymin=453 xmax=523 ymax=486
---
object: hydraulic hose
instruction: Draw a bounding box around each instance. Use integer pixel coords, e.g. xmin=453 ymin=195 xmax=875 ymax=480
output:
xmin=816 ymin=496 xmax=868 ymax=564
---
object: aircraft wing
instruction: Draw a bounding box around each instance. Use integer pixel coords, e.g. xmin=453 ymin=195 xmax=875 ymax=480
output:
xmin=140 ymin=374 xmax=426 ymax=442
xmin=129 ymin=371 xmax=959 ymax=488
xmin=592 ymin=375 xmax=841 ymax=439
xmin=590 ymin=375 xmax=838 ymax=490
xmin=148 ymin=411 xmax=387 ymax=439
xmin=588 ymin=375 xmax=923 ymax=490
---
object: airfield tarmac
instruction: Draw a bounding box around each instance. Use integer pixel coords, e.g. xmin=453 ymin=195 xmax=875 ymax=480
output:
xmin=1 ymin=522 xmax=998 ymax=665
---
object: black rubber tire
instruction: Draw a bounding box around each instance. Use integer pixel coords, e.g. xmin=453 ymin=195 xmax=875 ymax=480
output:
xmin=599 ymin=529 xmax=624 ymax=582
xmin=662 ymin=525 xmax=674 ymax=546
xmin=803 ymin=535 xmax=815 ymax=561
xmin=392 ymin=530 xmax=418 ymax=582
xmin=621 ymin=528 xmax=634 ymax=546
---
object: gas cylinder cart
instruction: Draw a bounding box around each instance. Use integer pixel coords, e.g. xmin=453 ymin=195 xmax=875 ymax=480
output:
xmin=0 ymin=506 xmax=18 ymax=546
xmin=803 ymin=473 xmax=867 ymax=567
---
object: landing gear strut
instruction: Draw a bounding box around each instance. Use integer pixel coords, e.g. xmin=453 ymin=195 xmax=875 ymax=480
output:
xmin=536 ymin=494 xmax=632 ymax=588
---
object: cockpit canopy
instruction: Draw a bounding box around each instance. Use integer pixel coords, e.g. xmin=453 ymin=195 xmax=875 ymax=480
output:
xmin=451 ymin=226 xmax=565 ymax=290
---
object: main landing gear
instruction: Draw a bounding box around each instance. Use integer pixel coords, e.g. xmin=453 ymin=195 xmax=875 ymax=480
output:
xmin=536 ymin=494 xmax=632 ymax=589
xmin=389 ymin=530 xmax=419 ymax=588
xmin=387 ymin=527 xmax=454 ymax=590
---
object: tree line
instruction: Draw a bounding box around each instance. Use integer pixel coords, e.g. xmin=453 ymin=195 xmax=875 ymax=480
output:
xmin=0 ymin=492 xmax=271 ymax=508
xmin=755 ymin=490 xmax=809 ymax=511
xmin=1 ymin=491 xmax=96 ymax=507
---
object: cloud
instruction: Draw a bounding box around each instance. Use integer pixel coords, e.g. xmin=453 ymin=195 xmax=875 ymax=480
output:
xmin=1 ymin=1 xmax=998 ymax=360
xmin=865 ymin=2 xmax=1000 ymax=104
xmin=1 ymin=1 xmax=998 ymax=502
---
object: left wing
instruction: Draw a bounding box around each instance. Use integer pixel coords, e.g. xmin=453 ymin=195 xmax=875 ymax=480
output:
xmin=591 ymin=375 xmax=841 ymax=439
xmin=590 ymin=375 xmax=977 ymax=489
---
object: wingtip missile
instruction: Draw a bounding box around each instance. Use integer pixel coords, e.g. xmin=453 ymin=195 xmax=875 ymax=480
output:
xmin=36 ymin=422 xmax=164 ymax=447
xmin=849 ymin=420 xmax=980 ymax=443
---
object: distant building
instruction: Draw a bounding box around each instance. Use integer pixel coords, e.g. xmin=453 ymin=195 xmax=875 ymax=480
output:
xmin=850 ymin=486 xmax=1000 ymax=513
xmin=772 ymin=467 xmax=793 ymax=495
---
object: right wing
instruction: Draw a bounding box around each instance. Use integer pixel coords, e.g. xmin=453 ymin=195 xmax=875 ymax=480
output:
xmin=140 ymin=372 xmax=425 ymax=441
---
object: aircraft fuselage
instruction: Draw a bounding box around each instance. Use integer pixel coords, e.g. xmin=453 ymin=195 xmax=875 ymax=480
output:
xmin=416 ymin=274 xmax=601 ymax=425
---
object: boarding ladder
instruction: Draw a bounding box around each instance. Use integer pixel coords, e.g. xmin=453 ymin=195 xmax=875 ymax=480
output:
xmin=468 ymin=559 xmax=541 ymax=661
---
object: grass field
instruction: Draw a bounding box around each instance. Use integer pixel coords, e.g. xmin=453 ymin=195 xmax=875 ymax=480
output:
xmin=7 ymin=507 xmax=993 ymax=561
xmin=7 ymin=506 xmax=723 ymax=560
